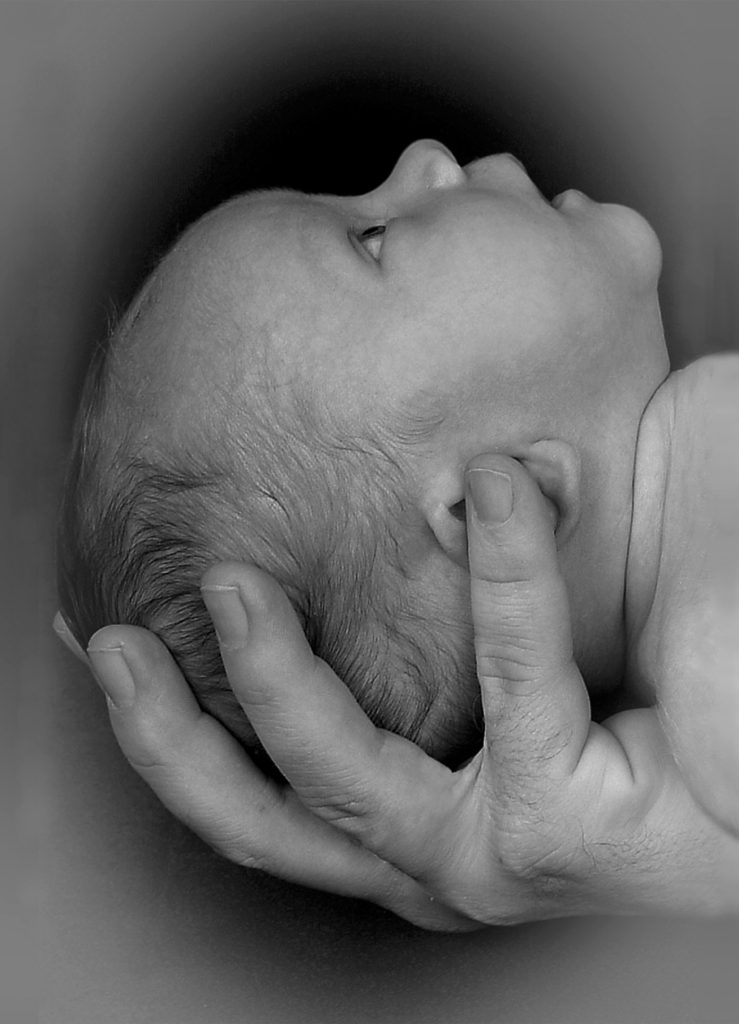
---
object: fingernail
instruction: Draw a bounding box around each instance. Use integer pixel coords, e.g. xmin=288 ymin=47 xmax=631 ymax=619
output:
xmin=87 ymin=643 xmax=136 ymax=710
xmin=52 ymin=611 xmax=88 ymax=663
xmin=467 ymin=469 xmax=513 ymax=525
xmin=200 ymin=584 xmax=248 ymax=647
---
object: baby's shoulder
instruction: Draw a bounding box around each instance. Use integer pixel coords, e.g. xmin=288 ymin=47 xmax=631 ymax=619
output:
xmin=654 ymin=352 xmax=739 ymax=659
xmin=646 ymin=355 xmax=739 ymax=827
xmin=635 ymin=354 xmax=739 ymax=513
xmin=639 ymin=354 xmax=739 ymax=647
xmin=670 ymin=351 xmax=739 ymax=422
xmin=661 ymin=351 xmax=738 ymax=523
xmin=648 ymin=354 xmax=739 ymax=490
xmin=675 ymin=355 xmax=739 ymax=497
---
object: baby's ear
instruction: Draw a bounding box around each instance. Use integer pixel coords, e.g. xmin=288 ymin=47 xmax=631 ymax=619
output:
xmin=422 ymin=476 xmax=470 ymax=570
xmin=422 ymin=439 xmax=581 ymax=567
xmin=518 ymin=439 xmax=581 ymax=546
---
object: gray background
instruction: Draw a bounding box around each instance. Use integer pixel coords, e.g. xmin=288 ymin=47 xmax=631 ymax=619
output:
xmin=3 ymin=3 xmax=739 ymax=1022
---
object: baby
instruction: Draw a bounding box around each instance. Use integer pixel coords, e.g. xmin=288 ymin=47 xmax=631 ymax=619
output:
xmin=57 ymin=140 xmax=739 ymax=828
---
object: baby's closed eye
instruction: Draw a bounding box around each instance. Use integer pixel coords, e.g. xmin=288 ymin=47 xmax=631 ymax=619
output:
xmin=356 ymin=224 xmax=386 ymax=261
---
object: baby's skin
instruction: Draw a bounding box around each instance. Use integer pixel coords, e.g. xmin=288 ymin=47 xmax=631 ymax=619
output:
xmin=626 ymin=354 xmax=739 ymax=831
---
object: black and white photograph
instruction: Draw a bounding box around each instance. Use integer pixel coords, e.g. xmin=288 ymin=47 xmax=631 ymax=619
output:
xmin=4 ymin=3 xmax=739 ymax=1022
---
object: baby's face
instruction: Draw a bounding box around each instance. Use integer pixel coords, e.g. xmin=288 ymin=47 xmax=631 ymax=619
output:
xmin=190 ymin=139 xmax=667 ymax=459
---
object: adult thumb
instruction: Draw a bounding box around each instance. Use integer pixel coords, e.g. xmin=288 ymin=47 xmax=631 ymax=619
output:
xmin=465 ymin=454 xmax=591 ymax=779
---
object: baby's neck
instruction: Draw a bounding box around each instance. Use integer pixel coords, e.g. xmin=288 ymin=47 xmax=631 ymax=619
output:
xmin=622 ymin=372 xmax=676 ymax=702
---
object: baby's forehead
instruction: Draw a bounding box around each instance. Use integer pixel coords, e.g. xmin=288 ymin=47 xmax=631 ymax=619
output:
xmin=190 ymin=189 xmax=388 ymax=340
xmin=141 ymin=192 xmax=313 ymax=337
xmin=183 ymin=191 xmax=459 ymax=401
xmin=172 ymin=191 xmax=349 ymax=315
xmin=110 ymin=199 xmax=292 ymax=402
xmin=126 ymin=191 xmax=462 ymax=445
xmin=188 ymin=189 xmax=335 ymax=266
xmin=122 ymin=192 xmax=357 ymax=397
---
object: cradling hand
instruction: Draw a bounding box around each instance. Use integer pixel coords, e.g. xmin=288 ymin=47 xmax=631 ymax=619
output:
xmin=56 ymin=455 xmax=739 ymax=927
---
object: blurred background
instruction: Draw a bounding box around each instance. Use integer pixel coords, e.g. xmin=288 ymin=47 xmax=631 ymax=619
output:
xmin=3 ymin=3 xmax=738 ymax=1022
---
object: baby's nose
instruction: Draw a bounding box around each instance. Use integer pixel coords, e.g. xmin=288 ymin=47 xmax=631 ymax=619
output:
xmin=369 ymin=139 xmax=467 ymax=204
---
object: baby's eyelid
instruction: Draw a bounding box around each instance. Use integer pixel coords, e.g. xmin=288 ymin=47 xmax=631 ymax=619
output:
xmin=358 ymin=224 xmax=386 ymax=237
xmin=356 ymin=223 xmax=386 ymax=261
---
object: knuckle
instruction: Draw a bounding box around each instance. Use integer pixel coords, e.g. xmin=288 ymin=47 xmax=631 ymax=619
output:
xmin=121 ymin=704 xmax=210 ymax=772
xmin=496 ymin=828 xmax=563 ymax=881
xmin=306 ymin=785 xmax=391 ymax=849
xmin=491 ymin=806 xmax=588 ymax=886
xmin=473 ymin=597 xmax=543 ymax=676
xmin=128 ymin=753 xmax=170 ymax=775
xmin=473 ymin=579 xmax=539 ymax=612
xmin=236 ymin=852 xmax=272 ymax=874
xmin=475 ymin=635 xmax=541 ymax=687
xmin=220 ymin=837 xmax=272 ymax=873
xmin=218 ymin=637 xmax=250 ymax=655
xmin=121 ymin=718 xmax=175 ymax=769
xmin=312 ymin=791 xmax=373 ymax=831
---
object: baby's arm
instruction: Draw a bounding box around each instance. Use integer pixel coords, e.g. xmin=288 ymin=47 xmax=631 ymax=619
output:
xmin=647 ymin=354 xmax=739 ymax=834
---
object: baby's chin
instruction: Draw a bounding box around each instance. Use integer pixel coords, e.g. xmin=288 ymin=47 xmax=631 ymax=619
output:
xmin=600 ymin=202 xmax=663 ymax=290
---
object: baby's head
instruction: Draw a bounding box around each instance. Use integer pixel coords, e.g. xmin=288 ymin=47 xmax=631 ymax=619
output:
xmin=58 ymin=140 xmax=669 ymax=766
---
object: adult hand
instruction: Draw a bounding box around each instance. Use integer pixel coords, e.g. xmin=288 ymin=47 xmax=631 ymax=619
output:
xmin=57 ymin=455 xmax=739 ymax=926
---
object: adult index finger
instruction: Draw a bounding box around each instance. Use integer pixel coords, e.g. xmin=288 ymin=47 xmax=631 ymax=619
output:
xmin=465 ymin=455 xmax=591 ymax=783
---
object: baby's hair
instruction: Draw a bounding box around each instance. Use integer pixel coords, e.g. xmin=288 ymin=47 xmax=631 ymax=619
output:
xmin=57 ymin=285 xmax=481 ymax=768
